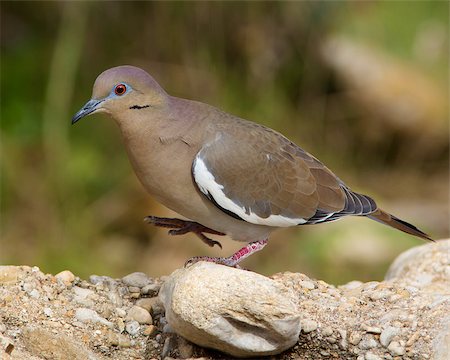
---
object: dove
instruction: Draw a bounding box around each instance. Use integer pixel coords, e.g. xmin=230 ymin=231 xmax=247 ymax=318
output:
xmin=72 ymin=66 xmax=431 ymax=267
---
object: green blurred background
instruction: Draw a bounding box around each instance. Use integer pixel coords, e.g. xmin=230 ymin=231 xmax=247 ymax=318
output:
xmin=1 ymin=1 xmax=448 ymax=284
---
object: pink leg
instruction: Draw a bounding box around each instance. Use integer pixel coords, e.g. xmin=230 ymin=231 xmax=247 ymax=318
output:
xmin=185 ymin=239 xmax=268 ymax=268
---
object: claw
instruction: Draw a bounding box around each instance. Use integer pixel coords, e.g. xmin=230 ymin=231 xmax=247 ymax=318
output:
xmin=144 ymin=215 xmax=224 ymax=249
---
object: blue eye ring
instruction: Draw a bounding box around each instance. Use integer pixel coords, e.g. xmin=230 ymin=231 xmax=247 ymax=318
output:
xmin=114 ymin=83 xmax=127 ymax=96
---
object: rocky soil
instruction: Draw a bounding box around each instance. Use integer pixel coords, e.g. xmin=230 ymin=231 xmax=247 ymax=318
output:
xmin=1 ymin=239 xmax=449 ymax=360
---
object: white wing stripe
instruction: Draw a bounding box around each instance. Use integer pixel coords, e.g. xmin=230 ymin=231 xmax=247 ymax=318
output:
xmin=193 ymin=156 xmax=306 ymax=227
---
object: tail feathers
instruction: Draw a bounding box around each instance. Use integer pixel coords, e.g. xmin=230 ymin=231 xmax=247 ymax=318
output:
xmin=368 ymin=209 xmax=433 ymax=241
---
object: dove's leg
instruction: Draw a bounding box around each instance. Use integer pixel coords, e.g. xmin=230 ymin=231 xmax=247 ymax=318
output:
xmin=144 ymin=215 xmax=224 ymax=248
xmin=185 ymin=239 xmax=268 ymax=268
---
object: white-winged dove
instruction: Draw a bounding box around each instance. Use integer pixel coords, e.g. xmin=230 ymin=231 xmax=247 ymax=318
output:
xmin=72 ymin=66 xmax=432 ymax=267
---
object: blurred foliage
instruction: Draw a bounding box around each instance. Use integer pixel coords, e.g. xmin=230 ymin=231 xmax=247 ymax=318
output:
xmin=1 ymin=1 xmax=448 ymax=284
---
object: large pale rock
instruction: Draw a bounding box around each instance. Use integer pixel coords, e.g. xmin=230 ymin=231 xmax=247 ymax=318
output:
xmin=159 ymin=261 xmax=301 ymax=357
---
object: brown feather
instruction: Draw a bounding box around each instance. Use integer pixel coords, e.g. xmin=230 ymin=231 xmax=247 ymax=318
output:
xmin=368 ymin=209 xmax=433 ymax=241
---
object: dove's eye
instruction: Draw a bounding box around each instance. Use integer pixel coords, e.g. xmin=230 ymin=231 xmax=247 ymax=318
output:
xmin=114 ymin=84 xmax=127 ymax=96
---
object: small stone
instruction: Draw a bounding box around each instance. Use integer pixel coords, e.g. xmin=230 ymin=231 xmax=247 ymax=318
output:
xmin=349 ymin=331 xmax=362 ymax=345
xmin=122 ymin=272 xmax=151 ymax=288
xmin=341 ymin=280 xmax=363 ymax=290
xmin=72 ymin=287 xmax=95 ymax=308
xmin=143 ymin=325 xmax=157 ymax=337
xmin=129 ymin=292 xmax=141 ymax=299
xmin=135 ymin=297 xmax=155 ymax=312
xmin=358 ymin=337 xmax=378 ymax=350
xmin=29 ymin=289 xmax=40 ymax=299
xmin=161 ymin=336 xmax=177 ymax=359
xmin=75 ymin=308 xmax=113 ymax=328
xmin=0 ymin=266 xmax=21 ymax=284
xmin=300 ymin=280 xmax=315 ymax=290
xmin=322 ymin=326 xmax=333 ymax=337
xmin=178 ymin=337 xmax=194 ymax=358
xmin=55 ymin=270 xmax=75 ymax=286
xmin=301 ymin=319 xmax=318 ymax=333
xmin=388 ymin=341 xmax=405 ymax=356
xmin=125 ymin=320 xmax=140 ymax=336
xmin=116 ymin=318 xmax=125 ymax=333
xmin=141 ymin=283 xmax=161 ymax=295
xmin=115 ymin=308 xmax=127 ymax=318
xmin=338 ymin=329 xmax=347 ymax=349
xmin=108 ymin=291 xmax=123 ymax=307
xmin=128 ymin=286 xmax=140 ymax=293
xmin=362 ymin=325 xmax=382 ymax=334
xmin=380 ymin=326 xmax=400 ymax=347
xmin=365 ymin=352 xmax=382 ymax=360
xmin=43 ymin=308 xmax=53 ymax=317
xmin=126 ymin=306 xmax=152 ymax=324
xmin=107 ymin=331 xmax=131 ymax=347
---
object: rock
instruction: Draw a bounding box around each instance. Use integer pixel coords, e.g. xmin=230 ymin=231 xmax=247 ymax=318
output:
xmin=107 ymin=331 xmax=132 ymax=347
xmin=126 ymin=306 xmax=152 ymax=324
xmin=0 ymin=266 xmax=21 ymax=284
xmin=75 ymin=308 xmax=113 ymax=328
xmin=55 ymin=270 xmax=76 ymax=286
xmin=385 ymin=240 xmax=449 ymax=293
xmin=122 ymin=272 xmax=151 ymax=288
xmin=22 ymin=327 xmax=98 ymax=360
xmin=143 ymin=324 xmax=157 ymax=337
xmin=380 ymin=326 xmax=400 ymax=347
xmin=388 ymin=341 xmax=405 ymax=356
xmin=115 ymin=308 xmax=127 ymax=318
xmin=365 ymin=352 xmax=382 ymax=360
xmin=358 ymin=336 xmax=377 ymax=350
xmin=301 ymin=319 xmax=318 ymax=333
xmin=135 ymin=297 xmax=160 ymax=313
xmin=141 ymin=283 xmax=161 ymax=295
xmin=125 ymin=320 xmax=140 ymax=336
xmin=159 ymin=261 xmax=301 ymax=357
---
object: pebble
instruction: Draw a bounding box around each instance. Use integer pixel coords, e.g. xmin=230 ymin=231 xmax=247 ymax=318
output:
xmin=29 ymin=289 xmax=40 ymax=299
xmin=72 ymin=286 xmax=95 ymax=300
xmin=115 ymin=308 xmax=127 ymax=318
xmin=43 ymin=307 xmax=53 ymax=317
xmin=178 ymin=336 xmax=194 ymax=358
xmin=163 ymin=323 xmax=174 ymax=333
xmin=338 ymin=329 xmax=347 ymax=349
xmin=0 ymin=266 xmax=21 ymax=284
xmin=126 ymin=306 xmax=153 ymax=324
xmin=107 ymin=330 xmax=132 ymax=347
xmin=358 ymin=336 xmax=377 ymax=350
xmin=141 ymin=283 xmax=161 ymax=295
xmin=125 ymin=320 xmax=140 ymax=336
xmin=349 ymin=331 xmax=363 ymax=345
xmin=362 ymin=325 xmax=382 ymax=334
xmin=128 ymin=286 xmax=141 ymax=293
xmin=122 ymin=272 xmax=151 ymax=288
xmin=388 ymin=340 xmax=405 ymax=356
xmin=55 ymin=270 xmax=75 ymax=286
xmin=108 ymin=290 xmax=123 ymax=307
xmin=365 ymin=352 xmax=382 ymax=360
xmin=116 ymin=318 xmax=125 ymax=333
xmin=143 ymin=324 xmax=157 ymax=337
xmin=380 ymin=326 xmax=400 ymax=347
xmin=75 ymin=308 xmax=113 ymax=328
xmin=300 ymin=280 xmax=315 ymax=290
xmin=301 ymin=319 xmax=318 ymax=333
xmin=161 ymin=336 xmax=177 ymax=359
xmin=135 ymin=297 xmax=154 ymax=312
xmin=322 ymin=326 xmax=333 ymax=336
xmin=341 ymin=280 xmax=363 ymax=290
